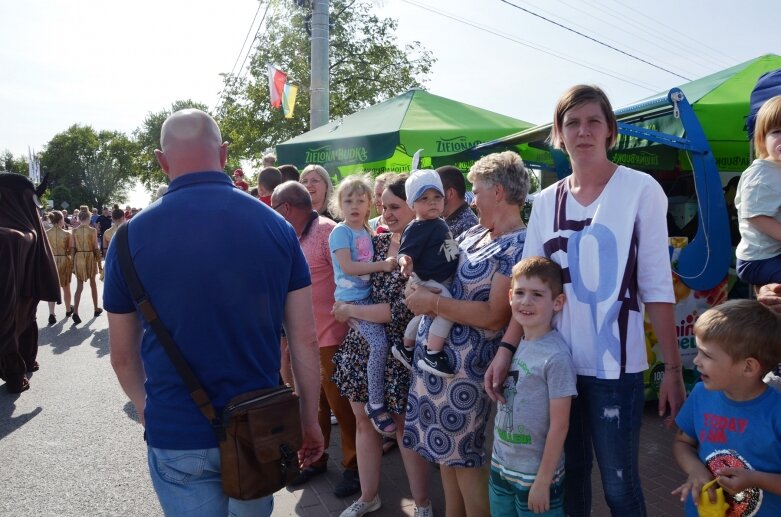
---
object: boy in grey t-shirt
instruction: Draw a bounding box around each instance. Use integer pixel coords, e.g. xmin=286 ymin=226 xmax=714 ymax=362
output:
xmin=490 ymin=257 xmax=576 ymax=516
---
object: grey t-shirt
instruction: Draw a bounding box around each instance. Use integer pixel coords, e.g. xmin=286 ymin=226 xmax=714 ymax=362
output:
xmin=492 ymin=330 xmax=577 ymax=476
xmin=736 ymin=159 xmax=781 ymax=261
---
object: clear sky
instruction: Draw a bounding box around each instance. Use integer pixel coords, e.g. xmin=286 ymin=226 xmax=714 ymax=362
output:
xmin=2 ymin=0 xmax=779 ymax=206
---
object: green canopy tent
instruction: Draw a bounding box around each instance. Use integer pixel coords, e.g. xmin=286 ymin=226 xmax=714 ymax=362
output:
xmin=275 ymin=89 xmax=533 ymax=179
xmin=436 ymin=54 xmax=781 ymax=174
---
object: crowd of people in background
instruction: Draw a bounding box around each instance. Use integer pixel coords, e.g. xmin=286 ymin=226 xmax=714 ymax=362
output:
xmin=8 ymin=85 xmax=779 ymax=517
xmin=38 ymin=204 xmax=136 ymax=326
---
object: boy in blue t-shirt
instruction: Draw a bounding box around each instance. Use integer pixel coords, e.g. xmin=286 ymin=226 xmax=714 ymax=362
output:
xmin=673 ymin=299 xmax=781 ymax=516
xmin=490 ymin=256 xmax=576 ymax=516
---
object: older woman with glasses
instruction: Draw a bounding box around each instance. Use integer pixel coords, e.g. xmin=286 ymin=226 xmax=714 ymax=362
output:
xmin=300 ymin=164 xmax=337 ymax=221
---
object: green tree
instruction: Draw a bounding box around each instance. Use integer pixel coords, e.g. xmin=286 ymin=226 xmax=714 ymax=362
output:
xmin=217 ymin=0 xmax=435 ymax=164
xmin=40 ymin=125 xmax=136 ymax=210
xmin=133 ymin=99 xmax=212 ymax=191
xmin=1 ymin=150 xmax=29 ymax=175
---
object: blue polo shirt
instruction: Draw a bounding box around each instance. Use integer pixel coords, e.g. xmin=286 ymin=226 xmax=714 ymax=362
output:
xmin=103 ymin=172 xmax=310 ymax=449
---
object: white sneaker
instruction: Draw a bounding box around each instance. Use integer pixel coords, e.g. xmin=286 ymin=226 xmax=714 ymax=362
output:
xmin=339 ymin=494 xmax=381 ymax=517
xmin=414 ymin=502 xmax=434 ymax=516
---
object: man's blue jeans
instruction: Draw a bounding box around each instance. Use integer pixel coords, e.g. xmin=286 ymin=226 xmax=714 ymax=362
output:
xmin=564 ymin=373 xmax=646 ymax=517
xmin=148 ymin=446 xmax=273 ymax=516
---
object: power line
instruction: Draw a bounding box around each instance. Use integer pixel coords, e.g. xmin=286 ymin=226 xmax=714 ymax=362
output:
xmin=498 ymin=0 xmax=691 ymax=81
xmin=237 ymin=2 xmax=272 ymax=84
xmin=214 ymin=0 xmax=263 ymax=111
xmin=214 ymin=0 xmax=272 ymax=112
xmin=579 ymin=0 xmax=731 ymax=70
xmin=585 ymin=0 xmax=739 ymax=67
xmin=522 ymin=0 xmax=715 ymax=77
xmin=227 ymin=0 xmax=265 ymax=79
xmin=399 ymin=0 xmax=662 ymax=92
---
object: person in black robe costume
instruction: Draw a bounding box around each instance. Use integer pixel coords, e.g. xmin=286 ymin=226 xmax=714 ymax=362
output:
xmin=0 ymin=172 xmax=60 ymax=393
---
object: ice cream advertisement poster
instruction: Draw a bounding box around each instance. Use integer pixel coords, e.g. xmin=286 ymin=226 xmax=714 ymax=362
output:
xmin=643 ymin=254 xmax=729 ymax=400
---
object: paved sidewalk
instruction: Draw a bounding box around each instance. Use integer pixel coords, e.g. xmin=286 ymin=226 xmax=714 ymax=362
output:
xmin=274 ymin=404 xmax=684 ymax=516
xmin=0 ymin=296 xmax=687 ymax=516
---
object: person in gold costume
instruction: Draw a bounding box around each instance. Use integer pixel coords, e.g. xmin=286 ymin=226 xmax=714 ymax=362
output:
xmin=45 ymin=210 xmax=73 ymax=324
xmin=69 ymin=209 xmax=103 ymax=324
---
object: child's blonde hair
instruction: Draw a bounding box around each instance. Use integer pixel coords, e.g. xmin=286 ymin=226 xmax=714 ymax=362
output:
xmin=694 ymin=299 xmax=781 ymax=375
xmin=511 ymin=256 xmax=564 ymax=297
xmin=330 ymin=175 xmax=374 ymax=229
xmin=754 ymin=95 xmax=781 ymax=160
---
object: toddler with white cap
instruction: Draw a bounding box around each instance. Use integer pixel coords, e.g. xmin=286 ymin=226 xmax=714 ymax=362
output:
xmin=393 ymin=169 xmax=460 ymax=377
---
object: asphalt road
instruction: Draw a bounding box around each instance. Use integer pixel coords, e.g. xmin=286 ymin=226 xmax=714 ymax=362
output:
xmin=0 ymin=289 xmax=160 ymax=516
xmin=0 ymin=284 xmax=388 ymax=517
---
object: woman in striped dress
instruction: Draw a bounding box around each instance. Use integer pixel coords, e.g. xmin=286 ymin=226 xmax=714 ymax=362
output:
xmin=69 ymin=209 xmax=103 ymax=324
xmin=45 ymin=210 xmax=73 ymax=324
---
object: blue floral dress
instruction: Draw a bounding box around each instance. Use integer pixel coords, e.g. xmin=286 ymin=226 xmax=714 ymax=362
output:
xmin=403 ymin=225 xmax=526 ymax=467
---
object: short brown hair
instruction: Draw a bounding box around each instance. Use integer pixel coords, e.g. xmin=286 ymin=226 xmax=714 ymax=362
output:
xmin=753 ymin=95 xmax=781 ymax=159
xmin=437 ymin=165 xmax=467 ymax=198
xmin=258 ymin=167 xmax=283 ymax=191
xmin=550 ymin=84 xmax=618 ymax=151
xmin=48 ymin=210 xmax=63 ymax=224
xmin=511 ymin=256 xmax=564 ymax=297
xmin=278 ymin=164 xmax=300 ymax=182
xmin=694 ymin=299 xmax=781 ymax=375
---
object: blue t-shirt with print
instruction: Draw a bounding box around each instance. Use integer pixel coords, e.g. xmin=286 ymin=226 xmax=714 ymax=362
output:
xmin=329 ymin=223 xmax=373 ymax=302
xmin=675 ymin=382 xmax=781 ymax=516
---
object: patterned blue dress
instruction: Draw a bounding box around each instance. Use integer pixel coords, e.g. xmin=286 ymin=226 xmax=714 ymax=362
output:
xmin=403 ymin=225 xmax=526 ymax=467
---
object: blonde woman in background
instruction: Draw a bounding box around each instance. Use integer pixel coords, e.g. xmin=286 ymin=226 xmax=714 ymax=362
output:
xmin=300 ymin=164 xmax=336 ymax=220
xmin=70 ymin=208 xmax=103 ymax=324
xmin=45 ymin=210 xmax=73 ymax=325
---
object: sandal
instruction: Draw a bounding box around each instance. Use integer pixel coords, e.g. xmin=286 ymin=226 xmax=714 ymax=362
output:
xmin=365 ymin=403 xmax=396 ymax=436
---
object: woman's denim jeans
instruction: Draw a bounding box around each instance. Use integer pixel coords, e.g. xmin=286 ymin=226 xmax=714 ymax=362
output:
xmin=564 ymin=372 xmax=646 ymax=517
xmin=148 ymin=446 xmax=273 ymax=516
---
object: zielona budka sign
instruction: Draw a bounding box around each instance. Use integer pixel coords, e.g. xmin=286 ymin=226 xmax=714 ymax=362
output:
xmin=304 ymin=136 xmax=484 ymax=164
xmin=305 ymin=146 xmax=369 ymax=164
xmin=435 ymin=136 xmax=483 ymax=153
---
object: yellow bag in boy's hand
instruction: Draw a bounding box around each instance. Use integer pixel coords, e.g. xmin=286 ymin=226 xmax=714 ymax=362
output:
xmin=698 ymin=478 xmax=729 ymax=517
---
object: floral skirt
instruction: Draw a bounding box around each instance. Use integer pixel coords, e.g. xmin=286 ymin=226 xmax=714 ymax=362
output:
xmin=332 ymin=328 xmax=412 ymax=415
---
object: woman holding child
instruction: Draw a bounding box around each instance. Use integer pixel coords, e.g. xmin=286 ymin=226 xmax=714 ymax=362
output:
xmin=486 ymin=85 xmax=686 ymax=516
xmin=331 ymin=174 xmax=433 ymax=517
xmin=404 ymin=151 xmax=529 ymax=516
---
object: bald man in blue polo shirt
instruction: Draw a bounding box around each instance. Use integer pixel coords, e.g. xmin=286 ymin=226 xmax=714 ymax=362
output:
xmin=104 ymin=109 xmax=323 ymax=516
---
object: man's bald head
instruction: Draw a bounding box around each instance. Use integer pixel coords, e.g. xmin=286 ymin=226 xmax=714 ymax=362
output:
xmin=272 ymin=180 xmax=312 ymax=211
xmin=155 ymin=109 xmax=228 ymax=180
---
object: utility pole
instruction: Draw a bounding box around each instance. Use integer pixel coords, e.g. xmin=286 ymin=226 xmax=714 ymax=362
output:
xmin=310 ymin=0 xmax=329 ymax=130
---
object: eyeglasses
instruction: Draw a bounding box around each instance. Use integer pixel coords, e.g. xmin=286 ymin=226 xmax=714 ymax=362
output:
xmin=271 ymin=202 xmax=287 ymax=213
